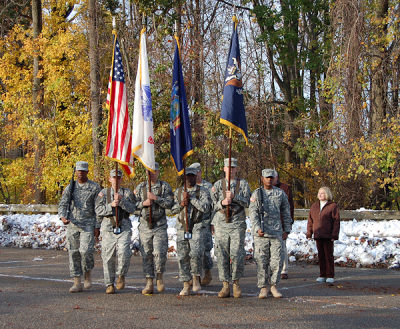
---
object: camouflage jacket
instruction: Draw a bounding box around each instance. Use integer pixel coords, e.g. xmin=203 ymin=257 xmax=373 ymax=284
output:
xmin=249 ymin=186 xmax=292 ymax=238
xmin=134 ymin=180 xmax=174 ymax=228
xmin=58 ymin=179 xmax=101 ymax=228
xmin=171 ymin=185 xmax=211 ymax=231
xmin=211 ymin=177 xmax=251 ymax=228
xmin=197 ymin=179 xmax=213 ymax=225
xmin=95 ymin=187 xmax=136 ymax=232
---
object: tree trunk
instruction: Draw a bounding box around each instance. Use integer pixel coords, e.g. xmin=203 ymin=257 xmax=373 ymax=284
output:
xmin=89 ymin=0 xmax=102 ymax=178
xmin=32 ymin=0 xmax=45 ymax=203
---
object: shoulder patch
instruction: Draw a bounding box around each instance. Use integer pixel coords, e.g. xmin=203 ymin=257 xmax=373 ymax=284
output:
xmin=98 ymin=192 xmax=104 ymax=197
xmin=250 ymin=197 xmax=256 ymax=203
xmin=211 ymin=186 xmax=216 ymax=193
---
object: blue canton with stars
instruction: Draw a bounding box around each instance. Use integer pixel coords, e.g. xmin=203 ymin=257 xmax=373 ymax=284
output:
xmin=112 ymin=39 xmax=125 ymax=83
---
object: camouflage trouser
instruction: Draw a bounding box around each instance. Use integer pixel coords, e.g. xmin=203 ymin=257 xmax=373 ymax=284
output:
xmin=176 ymin=224 xmax=204 ymax=282
xmin=214 ymin=225 xmax=246 ymax=282
xmin=101 ymin=229 xmax=132 ymax=286
xmin=254 ymin=236 xmax=283 ymax=287
xmin=203 ymin=223 xmax=214 ymax=271
xmin=139 ymin=223 xmax=168 ymax=278
xmin=66 ymin=224 xmax=95 ymax=277
xmin=281 ymin=239 xmax=289 ymax=274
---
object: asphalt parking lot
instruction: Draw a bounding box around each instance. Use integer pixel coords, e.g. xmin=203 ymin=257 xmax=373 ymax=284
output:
xmin=0 ymin=247 xmax=399 ymax=328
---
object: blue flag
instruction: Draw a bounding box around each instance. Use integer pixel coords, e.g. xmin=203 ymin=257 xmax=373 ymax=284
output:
xmin=220 ymin=16 xmax=248 ymax=144
xmin=170 ymin=36 xmax=193 ymax=175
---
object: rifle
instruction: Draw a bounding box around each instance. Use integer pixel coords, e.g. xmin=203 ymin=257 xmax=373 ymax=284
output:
xmin=65 ymin=166 xmax=76 ymax=221
xmin=258 ymin=177 xmax=264 ymax=233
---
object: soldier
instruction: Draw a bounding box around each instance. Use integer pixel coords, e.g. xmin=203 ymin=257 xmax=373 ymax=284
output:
xmin=171 ymin=167 xmax=211 ymax=296
xmin=58 ymin=161 xmax=101 ymax=293
xmin=273 ymin=170 xmax=294 ymax=280
xmin=95 ymin=169 xmax=136 ymax=294
xmin=135 ymin=162 xmax=174 ymax=295
xmin=249 ymin=169 xmax=292 ymax=299
xmin=189 ymin=162 xmax=214 ymax=286
xmin=211 ymin=158 xmax=251 ymax=298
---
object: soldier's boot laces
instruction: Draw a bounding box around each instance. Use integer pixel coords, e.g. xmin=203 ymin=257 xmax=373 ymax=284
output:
xmin=233 ymin=279 xmax=242 ymax=298
xmin=142 ymin=278 xmax=154 ymax=295
xmin=218 ymin=281 xmax=230 ymax=298
xmin=259 ymin=287 xmax=269 ymax=299
xmin=192 ymin=275 xmax=201 ymax=292
xmin=116 ymin=275 xmax=125 ymax=290
xmin=201 ymin=270 xmax=212 ymax=286
xmin=69 ymin=276 xmax=83 ymax=293
xmin=84 ymin=271 xmax=92 ymax=289
xmin=179 ymin=281 xmax=191 ymax=296
xmin=156 ymin=273 xmax=165 ymax=292
xmin=106 ymin=284 xmax=115 ymax=294
xmin=271 ymin=285 xmax=283 ymax=298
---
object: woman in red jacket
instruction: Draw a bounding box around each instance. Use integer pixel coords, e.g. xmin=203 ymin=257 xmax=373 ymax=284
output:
xmin=307 ymin=187 xmax=340 ymax=284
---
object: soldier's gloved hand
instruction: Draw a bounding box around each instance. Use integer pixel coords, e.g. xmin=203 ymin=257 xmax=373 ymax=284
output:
xmin=61 ymin=217 xmax=70 ymax=225
xmin=282 ymin=232 xmax=288 ymax=240
xmin=225 ymin=191 xmax=235 ymax=199
xmin=180 ymin=198 xmax=189 ymax=207
xmin=257 ymin=229 xmax=265 ymax=237
xmin=94 ymin=228 xmax=100 ymax=243
xmin=222 ymin=198 xmax=232 ymax=206
xmin=147 ymin=191 xmax=157 ymax=201
xmin=182 ymin=191 xmax=190 ymax=200
xmin=143 ymin=199 xmax=154 ymax=206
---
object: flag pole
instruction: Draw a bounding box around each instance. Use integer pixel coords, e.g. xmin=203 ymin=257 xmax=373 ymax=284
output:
xmin=227 ymin=127 xmax=232 ymax=223
xmin=183 ymin=159 xmax=191 ymax=239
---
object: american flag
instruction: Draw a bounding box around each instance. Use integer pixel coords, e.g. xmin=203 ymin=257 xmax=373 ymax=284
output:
xmin=105 ymin=32 xmax=134 ymax=177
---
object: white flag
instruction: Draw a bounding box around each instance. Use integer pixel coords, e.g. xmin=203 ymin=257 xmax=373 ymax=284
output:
xmin=132 ymin=29 xmax=155 ymax=172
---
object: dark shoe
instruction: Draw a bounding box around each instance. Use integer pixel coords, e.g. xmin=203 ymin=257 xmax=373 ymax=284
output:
xmin=281 ymin=273 xmax=288 ymax=279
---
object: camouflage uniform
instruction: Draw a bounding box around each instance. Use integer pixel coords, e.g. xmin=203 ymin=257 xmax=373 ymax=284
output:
xmin=95 ymin=187 xmax=136 ymax=286
xmin=197 ymin=179 xmax=214 ymax=271
xmin=135 ymin=180 xmax=174 ymax=278
xmin=171 ymin=185 xmax=211 ymax=282
xmin=211 ymin=178 xmax=251 ymax=282
xmin=249 ymin=186 xmax=291 ymax=287
xmin=58 ymin=179 xmax=101 ymax=277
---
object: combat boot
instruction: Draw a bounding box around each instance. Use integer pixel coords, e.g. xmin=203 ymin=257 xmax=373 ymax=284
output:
xmin=116 ymin=275 xmax=125 ymax=290
xmin=233 ymin=279 xmax=242 ymax=298
xmin=156 ymin=273 xmax=165 ymax=292
xmin=69 ymin=276 xmax=83 ymax=293
xmin=192 ymin=275 xmax=201 ymax=292
xmin=201 ymin=270 xmax=212 ymax=286
xmin=218 ymin=281 xmax=230 ymax=298
xmin=179 ymin=281 xmax=191 ymax=296
xmin=259 ymin=287 xmax=269 ymax=299
xmin=142 ymin=278 xmax=154 ymax=295
xmin=83 ymin=271 xmax=92 ymax=289
xmin=270 ymin=285 xmax=282 ymax=298
xmin=106 ymin=284 xmax=115 ymax=294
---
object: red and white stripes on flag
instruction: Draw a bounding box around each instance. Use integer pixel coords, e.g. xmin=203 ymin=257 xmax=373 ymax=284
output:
xmin=105 ymin=30 xmax=134 ymax=177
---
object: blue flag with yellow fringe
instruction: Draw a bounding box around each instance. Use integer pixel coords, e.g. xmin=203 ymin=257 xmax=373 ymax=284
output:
xmin=170 ymin=36 xmax=193 ymax=175
xmin=220 ymin=16 xmax=248 ymax=144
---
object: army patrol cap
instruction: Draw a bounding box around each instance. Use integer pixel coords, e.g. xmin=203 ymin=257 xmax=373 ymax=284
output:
xmin=262 ymin=169 xmax=276 ymax=178
xmin=224 ymin=158 xmax=237 ymax=167
xmin=186 ymin=167 xmax=198 ymax=175
xmin=189 ymin=162 xmax=201 ymax=172
xmin=76 ymin=161 xmax=89 ymax=171
xmin=110 ymin=169 xmax=123 ymax=177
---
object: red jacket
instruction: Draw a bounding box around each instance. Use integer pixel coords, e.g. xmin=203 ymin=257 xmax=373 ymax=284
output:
xmin=307 ymin=201 xmax=340 ymax=240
